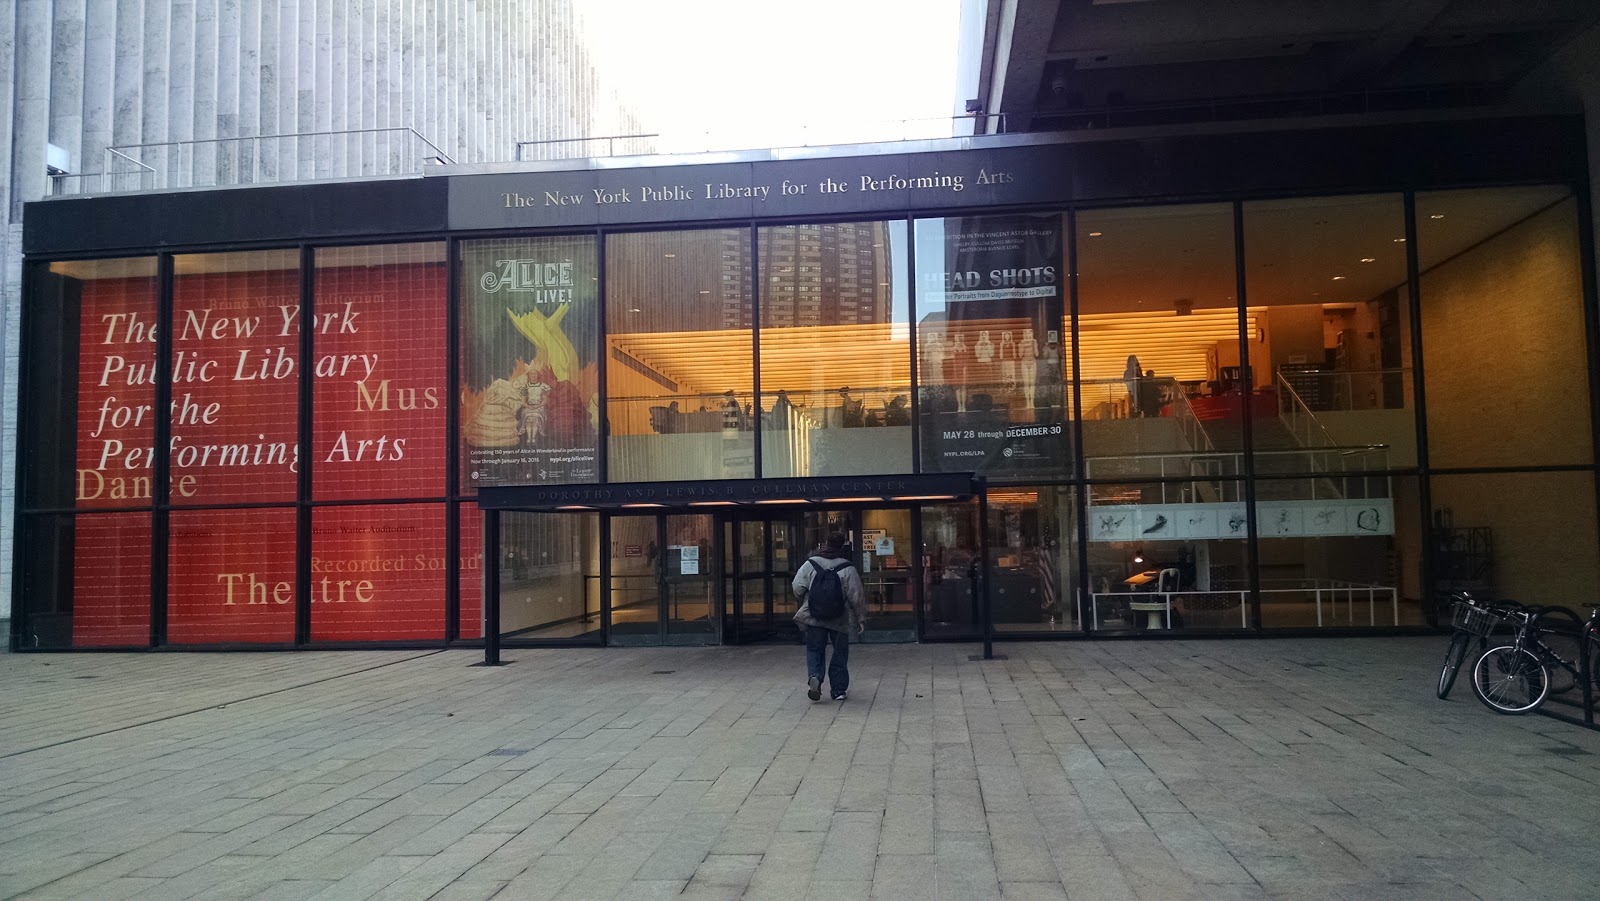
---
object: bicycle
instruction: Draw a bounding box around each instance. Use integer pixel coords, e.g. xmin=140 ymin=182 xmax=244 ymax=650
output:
xmin=1469 ymin=604 xmax=1600 ymax=715
xmin=1436 ymin=593 xmax=1519 ymax=700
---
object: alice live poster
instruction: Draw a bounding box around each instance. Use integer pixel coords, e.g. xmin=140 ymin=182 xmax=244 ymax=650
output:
xmin=917 ymin=214 xmax=1067 ymax=475
xmin=459 ymin=237 xmax=600 ymax=489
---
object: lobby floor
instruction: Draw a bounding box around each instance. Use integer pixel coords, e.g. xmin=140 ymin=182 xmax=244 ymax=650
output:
xmin=2 ymin=638 xmax=1597 ymax=900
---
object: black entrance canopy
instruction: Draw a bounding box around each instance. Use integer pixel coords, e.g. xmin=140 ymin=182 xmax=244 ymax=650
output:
xmin=475 ymin=472 xmax=978 ymax=512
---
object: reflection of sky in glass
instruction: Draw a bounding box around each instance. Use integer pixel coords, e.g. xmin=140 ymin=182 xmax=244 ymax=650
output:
xmin=914 ymin=218 xmax=947 ymax=318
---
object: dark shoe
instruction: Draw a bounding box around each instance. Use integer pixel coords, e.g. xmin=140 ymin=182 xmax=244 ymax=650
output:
xmin=832 ymin=691 xmax=847 ymax=701
xmin=807 ymin=676 xmax=821 ymax=701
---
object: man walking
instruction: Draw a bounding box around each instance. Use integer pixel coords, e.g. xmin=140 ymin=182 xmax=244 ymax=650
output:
xmin=793 ymin=532 xmax=867 ymax=701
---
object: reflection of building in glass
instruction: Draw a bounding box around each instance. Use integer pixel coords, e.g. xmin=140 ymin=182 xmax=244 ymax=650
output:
xmin=759 ymin=223 xmax=893 ymax=327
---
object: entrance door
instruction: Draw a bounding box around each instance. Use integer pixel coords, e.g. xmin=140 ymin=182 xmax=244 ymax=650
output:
xmin=664 ymin=513 xmax=719 ymax=644
xmin=723 ymin=517 xmax=797 ymax=643
xmin=607 ymin=513 xmax=720 ymax=646
xmin=723 ymin=507 xmax=919 ymax=643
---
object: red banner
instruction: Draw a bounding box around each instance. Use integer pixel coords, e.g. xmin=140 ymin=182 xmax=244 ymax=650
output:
xmin=168 ymin=264 xmax=301 ymax=504
xmin=313 ymin=260 xmax=447 ymax=500
xmin=71 ymin=513 xmax=152 ymax=646
xmin=309 ymin=505 xmax=446 ymax=641
xmin=75 ymin=277 xmax=158 ymax=508
xmin=168 ymin=508 xmax=297 ymax=644
xmin=459 ymin=508 xmax=484 ymax=639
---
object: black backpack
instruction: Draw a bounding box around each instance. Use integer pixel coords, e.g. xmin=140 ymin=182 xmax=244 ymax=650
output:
xmin=806 ymin=557 xmax=851 ymax=619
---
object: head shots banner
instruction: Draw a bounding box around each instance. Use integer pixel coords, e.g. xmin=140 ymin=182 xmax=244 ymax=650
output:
xmin=917 ymin=214 xmax=1067 ymax=476
xmin=459 ymin=237 xmax=600 ymax=489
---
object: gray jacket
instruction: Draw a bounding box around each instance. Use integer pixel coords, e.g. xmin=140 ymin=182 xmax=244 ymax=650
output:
xmin=792 ymin=554 xmax=867 ymax=634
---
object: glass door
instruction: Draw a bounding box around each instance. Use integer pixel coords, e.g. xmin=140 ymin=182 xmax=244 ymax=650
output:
xmin=725 ymin=518 xmax=772 ymax=643
xmin=664 ymin=513 xmax=719 ymax=645
xmin=922 ymin=502 xmax=981 ymax=637
xmin=608 ymin=515 xmax=664 ymax=646
xmin=609 ymin=513 xmax=722 ymax=646
xmin=860 ymin=508 xmax=916 ymax=637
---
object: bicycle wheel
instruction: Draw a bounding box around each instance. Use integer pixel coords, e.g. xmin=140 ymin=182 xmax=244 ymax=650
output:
xmin=1470 ymin=645 xmax=1550 ymax=715
xmin=1437 ymin=631 xmax=1473 ymax=699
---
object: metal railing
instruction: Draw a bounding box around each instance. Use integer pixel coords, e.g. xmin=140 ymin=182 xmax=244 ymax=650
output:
xmin=515 ymin=133 xmax=661 ymax=161
xmin=76 ymin=127 xmax=456 ymax=194
xmin=1262 ymin=579 xmax=1399 ymax=627
xmin=1277 ymin=371 xmax=1345 ymax=450
xmin=1084 ymin=577 xmax=1400 ymax=630
xmin=1087 ymin=588 xmax=1250 ymax=630
xmin=662 ymin=114 xmax=1005 ymax=154
xmin=1084 ymin=447 xmax=1390 ymax=502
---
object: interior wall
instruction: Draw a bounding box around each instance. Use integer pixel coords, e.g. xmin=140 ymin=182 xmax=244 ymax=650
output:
xmin=1431 ymin=471 xmax=1599 ymax=604
xmin=1264 ymin=305 xmax=1325 ymax=378
xmin=1419 ymin=198 xmax=1591 ymax=468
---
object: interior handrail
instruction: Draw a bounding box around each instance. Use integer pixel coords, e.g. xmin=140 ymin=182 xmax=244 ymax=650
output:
xmin=1276 ymin=371 xmax=1343 ymax=450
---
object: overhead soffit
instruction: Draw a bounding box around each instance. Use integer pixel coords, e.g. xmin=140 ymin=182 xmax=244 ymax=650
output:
xmin=1022 ymin=0 xmax=1600 ymax=124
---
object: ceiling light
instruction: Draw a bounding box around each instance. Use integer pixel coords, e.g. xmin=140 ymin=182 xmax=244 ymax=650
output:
xmin=1088 ymin=231 xmax=1103 ymax=237
xmin=1359 ymin=258 xmax=1375 ymax=263
xmin=628 ymin=307 xmax=642 ymax=313
xmin=664 ymin=253 xmax=676 ymax=258
xmin=1331 ymin=276 xmax=1346 ymax=281
xmin=1429 ymin=214 xmax=1444 ymax=220
xmin=1392 ymin=237 xmax=1406 ymax=243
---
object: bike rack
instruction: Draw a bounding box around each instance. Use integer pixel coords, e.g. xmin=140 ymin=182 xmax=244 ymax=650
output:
xmin=1531 ymin=607 xmax=1597 ymax=731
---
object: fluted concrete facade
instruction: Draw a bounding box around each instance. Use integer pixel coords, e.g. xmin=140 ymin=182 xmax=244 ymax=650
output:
xmin=0 ymin=0 xmax=644 ymax=621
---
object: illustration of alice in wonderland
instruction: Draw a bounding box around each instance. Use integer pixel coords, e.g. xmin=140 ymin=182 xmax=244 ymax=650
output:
xmin=462 ymin=303 xmax=597 ymax=455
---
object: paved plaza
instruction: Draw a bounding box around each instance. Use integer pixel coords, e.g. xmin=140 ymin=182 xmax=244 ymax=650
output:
xmin=2 ymin=638 xmax=1598 ymax=900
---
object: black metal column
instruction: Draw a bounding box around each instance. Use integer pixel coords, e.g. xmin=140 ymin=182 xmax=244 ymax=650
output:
xmin=978 ymin=476 xmax=994 ymax=660
xmin=445 ymin=237 xmax=462 ymax=642
xmin=1233 ymin=201 xmax=1262 ymax=631
xmin=151 ymin=253 xmax=175 ymax=647
xmin=1403 ymin=193 xmax=1438 ymax=621
xmin=295 ymin=245 xmax=315 ymax=646
xmin=482 ymin=509 xmax=502 ymax=665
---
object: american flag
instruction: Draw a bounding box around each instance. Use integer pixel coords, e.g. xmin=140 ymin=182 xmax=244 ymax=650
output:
xmin=1033 ymin=548 xmax=1059 ymax=622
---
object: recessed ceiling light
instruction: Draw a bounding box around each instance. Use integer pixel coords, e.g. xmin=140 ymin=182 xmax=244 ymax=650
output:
xmin=664 ymin=253 xmax=676 ymax=257
xmin=1359 ymin=258 xmax=1375 ymax=263
xmin=699 ymin=290 xmax=710 ymax=294
xmin=1429 ymin=214 xmax=1444 ymax=220
xmin=1392 ymin=237 xmax=1406 ymax=243
xmin=1332 ymin=275 xmax=1347 ymax=281
xmin=628 ymin=307 xmax=642 ymax=313
xmin=1088 ymin=231 xmax=1103 ymax=237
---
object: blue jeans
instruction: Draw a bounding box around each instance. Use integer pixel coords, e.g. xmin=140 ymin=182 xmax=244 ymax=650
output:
xmin=804 ymin=626 xmax=850 ymax=696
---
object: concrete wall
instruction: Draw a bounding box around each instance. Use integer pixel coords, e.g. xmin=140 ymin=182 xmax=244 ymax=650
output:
xmin=1 ymin=0 xmax=640 ymax=621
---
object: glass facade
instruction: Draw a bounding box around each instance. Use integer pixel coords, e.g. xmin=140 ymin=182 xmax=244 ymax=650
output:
xmin=14 ymin=153 xmax=1598 ymax=650
xmin=758 ymin=221 xmax=912 ymax=478
xmin=606 ymin=229 xmax=753 ymax=482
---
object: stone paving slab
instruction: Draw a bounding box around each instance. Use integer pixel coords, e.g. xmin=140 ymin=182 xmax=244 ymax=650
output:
xmin=1 ymin=639 xmax=1598 ymax=900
